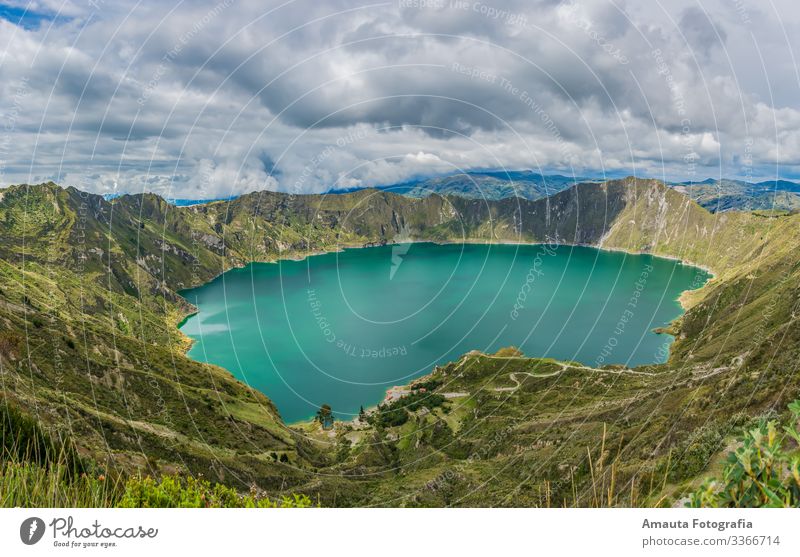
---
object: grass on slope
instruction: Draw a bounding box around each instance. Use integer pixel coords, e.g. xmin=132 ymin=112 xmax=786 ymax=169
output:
xmin=1 ymin=401 xmax=312 ymax=508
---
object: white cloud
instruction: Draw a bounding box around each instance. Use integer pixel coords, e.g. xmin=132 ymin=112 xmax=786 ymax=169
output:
xmin=1 ymin=0 xmax=800 ymax=197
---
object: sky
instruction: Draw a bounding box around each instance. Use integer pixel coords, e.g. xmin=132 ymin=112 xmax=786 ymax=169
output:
xmin=1 ymin=0 xmax=800 ymax=198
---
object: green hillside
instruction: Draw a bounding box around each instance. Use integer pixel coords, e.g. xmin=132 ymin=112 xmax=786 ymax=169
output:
xmin=1 ymin=178 xmax=799 ymax=507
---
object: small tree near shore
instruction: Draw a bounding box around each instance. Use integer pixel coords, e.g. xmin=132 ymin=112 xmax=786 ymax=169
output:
xmin=316 ymin=404 xmax=334 ymax=430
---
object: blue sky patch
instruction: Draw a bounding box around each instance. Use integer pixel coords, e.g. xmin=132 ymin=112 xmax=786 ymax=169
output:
xmin=0 ymin=3 xmax=63 ymax=30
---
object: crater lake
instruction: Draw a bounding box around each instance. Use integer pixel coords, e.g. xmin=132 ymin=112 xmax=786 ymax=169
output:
xmin=179 ymin=243 xmax=709 ymax=422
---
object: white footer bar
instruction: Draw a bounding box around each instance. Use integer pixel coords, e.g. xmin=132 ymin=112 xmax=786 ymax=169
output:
xmin=1 ymin=508 xmax=798 ymax=556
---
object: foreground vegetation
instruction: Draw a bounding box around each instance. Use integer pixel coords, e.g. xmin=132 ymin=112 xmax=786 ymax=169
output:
xmin=6 ymin=394 xmax=797 ymax=508
xmin=689 ymin=401 xmax=800 ymax=508
xmin=1 ymin=462 xmax=313 ymax=508
xmin=1 ymin=401 xmax=311 ymax=507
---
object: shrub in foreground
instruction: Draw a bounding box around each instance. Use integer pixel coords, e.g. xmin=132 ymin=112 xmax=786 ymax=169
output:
xmin=688 ymin=400 xmax=800 ymax=508
xmin=118 ymin=475 xmax=313 ymax=508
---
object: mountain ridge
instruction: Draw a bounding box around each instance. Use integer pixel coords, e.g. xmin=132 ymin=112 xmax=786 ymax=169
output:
xmin=85 ymin=171 xmax=800 ymax=213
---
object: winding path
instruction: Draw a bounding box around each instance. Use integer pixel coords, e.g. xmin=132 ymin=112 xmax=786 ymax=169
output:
xmin=474 ymin=355 xmax=660 ymax=393
xmin=493 ymin=370 xmax=562 ymax=392
xmin=451 ymin=351 xmax=731 ymax=394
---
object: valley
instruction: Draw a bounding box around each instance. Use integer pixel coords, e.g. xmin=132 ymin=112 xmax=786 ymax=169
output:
xmin=1 ymin=177 xmax=799 ymax=506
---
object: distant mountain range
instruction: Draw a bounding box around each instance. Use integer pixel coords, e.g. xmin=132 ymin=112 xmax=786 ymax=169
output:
xmin=103 ymin=193 xmax=235 ymax=206
xmin=332 ymin=171 xmax=800 ymax=213
xmin=672 ymin=178 xmax=800 ymax=212
xmin=330 ymin=170 xmax=597 ymax=201
xmin=97 ymin=171 xmax=800 ymax=213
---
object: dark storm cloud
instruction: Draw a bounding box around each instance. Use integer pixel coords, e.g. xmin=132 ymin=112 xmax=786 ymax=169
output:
xmin=0 ymin=0 xmax=799 ymax=197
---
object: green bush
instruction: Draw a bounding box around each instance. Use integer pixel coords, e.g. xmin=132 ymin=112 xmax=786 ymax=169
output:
xmin=370 ymin=406 xmax=409 ymax=428
xmin=118 ymin=475 xmax=313 ymax=508
xmin=368 ymin=390 xmax=446 ymax=428
xmin=412 ymin=378 xmax=443 ymax=392
xmin=688 ymin=400 xmax=800 ymax=508
xmin=666 ymin=424 xmax=725 ymax=482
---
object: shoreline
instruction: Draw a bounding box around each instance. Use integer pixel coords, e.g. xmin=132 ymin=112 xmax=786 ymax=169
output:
xmin=174 ymin=238 xmax=716 ymax=428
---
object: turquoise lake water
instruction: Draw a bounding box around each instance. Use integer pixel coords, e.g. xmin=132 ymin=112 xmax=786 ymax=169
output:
xmin=179 ymin=243 xmax=709 ymax=423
